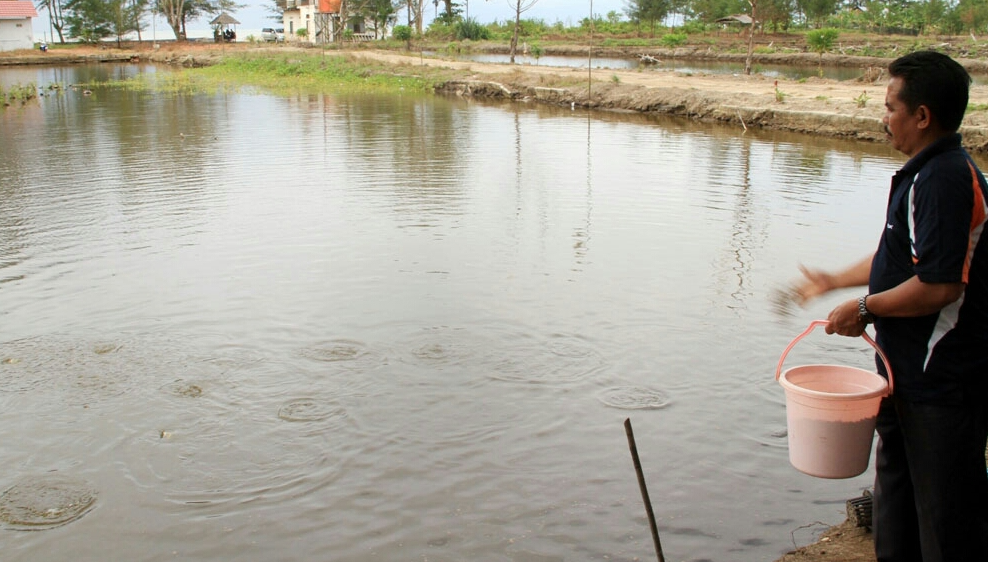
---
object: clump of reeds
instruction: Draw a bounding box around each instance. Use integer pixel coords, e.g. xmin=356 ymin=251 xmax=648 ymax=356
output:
xmin=2 ymin=82 xmax=38 ymax=106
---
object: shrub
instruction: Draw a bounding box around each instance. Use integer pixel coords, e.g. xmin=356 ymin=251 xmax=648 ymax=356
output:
xmin=529 ymin=42 xmax=543 ymax=64
xmin=661 ymin=33 xmax=687 ymax=47
xmin=806 ymin=28 xmax=839 ymax=54
xmin=455 ymin=18 xmax=490 ymax=41
xmin=393 ymin=25 xmax=412 ymax=42
xmin=425 ymin=21 xmax=455 ymax=40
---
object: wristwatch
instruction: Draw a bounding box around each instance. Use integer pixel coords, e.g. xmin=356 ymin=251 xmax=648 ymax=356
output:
xmin=858 ymin=295 xmax=876 ymax=324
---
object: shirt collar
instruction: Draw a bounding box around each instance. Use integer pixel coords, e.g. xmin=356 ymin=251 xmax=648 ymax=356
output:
xmin=900 ymin=133 xmax=963 ymax=175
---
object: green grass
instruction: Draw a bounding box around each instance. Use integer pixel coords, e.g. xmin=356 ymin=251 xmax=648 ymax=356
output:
xmin=88 ymin=53 xmax=436 ymax=96
xmin=200 ymin=53 xmax=435 ymax=94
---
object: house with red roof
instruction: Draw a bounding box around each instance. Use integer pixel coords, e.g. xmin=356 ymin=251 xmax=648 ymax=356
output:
xmin=0 ymin=1 xmax=39 ymax=51
xmin=281 ymin=0 xmax=372 ymax=44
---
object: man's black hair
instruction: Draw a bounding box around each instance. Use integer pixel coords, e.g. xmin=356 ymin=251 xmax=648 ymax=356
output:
xmin=888 ymin=51 xmax=971 ymax=133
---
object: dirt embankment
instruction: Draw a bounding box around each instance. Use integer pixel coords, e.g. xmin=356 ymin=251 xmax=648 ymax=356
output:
xmin=344 ymin=48 xmax=988 ymax=153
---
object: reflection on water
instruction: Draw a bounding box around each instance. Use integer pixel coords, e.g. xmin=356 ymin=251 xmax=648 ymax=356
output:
xmin=4 ymin=63 xmax=987 ymax=562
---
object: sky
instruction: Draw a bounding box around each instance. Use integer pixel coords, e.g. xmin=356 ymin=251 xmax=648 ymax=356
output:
xmin=32 ymin=0 xmax=630 ymax=41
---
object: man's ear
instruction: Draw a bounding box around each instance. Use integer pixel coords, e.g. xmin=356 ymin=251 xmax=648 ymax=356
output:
xmin=915 ymin=104 xmax=933 ymax=130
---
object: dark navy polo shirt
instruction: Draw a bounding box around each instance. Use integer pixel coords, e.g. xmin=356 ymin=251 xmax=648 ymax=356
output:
xmin=869 ymin=134 xmax=988 ymax=404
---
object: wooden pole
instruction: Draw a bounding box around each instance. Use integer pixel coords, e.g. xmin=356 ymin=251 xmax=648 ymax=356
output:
xmin=624 ymin=417 xmax=666 ymax=562
xmin=587 ymin=0 xmax=593 ymax=101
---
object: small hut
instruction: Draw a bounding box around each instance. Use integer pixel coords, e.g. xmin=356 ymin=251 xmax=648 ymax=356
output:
xmin=210 ymin=12 xmax=240 ymax=42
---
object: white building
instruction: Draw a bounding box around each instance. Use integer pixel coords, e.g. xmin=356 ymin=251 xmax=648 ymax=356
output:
xmin=0 ymin=1 xmax=38 ymax=51
xmin=282 ymin=0 xmax=371 ymax=44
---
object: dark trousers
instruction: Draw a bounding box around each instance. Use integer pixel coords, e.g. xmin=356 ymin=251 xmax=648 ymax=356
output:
xmin=873 ymin=394 xmax=988 ymax=562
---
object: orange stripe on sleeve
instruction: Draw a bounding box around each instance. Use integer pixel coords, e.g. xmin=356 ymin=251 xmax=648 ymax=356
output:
xmin=964 ymin=161 xmax=987 ymax=282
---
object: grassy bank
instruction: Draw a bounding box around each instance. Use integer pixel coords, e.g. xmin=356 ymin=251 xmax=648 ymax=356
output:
xmin=196 ymin=53 xmax=439 ymax=94
xmin=74 ymin=51 xmax=446 ymax=96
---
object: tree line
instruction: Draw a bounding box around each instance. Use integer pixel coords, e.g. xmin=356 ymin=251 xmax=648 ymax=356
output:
xmin=33 ymin=0 xmax=988 ymax=46
xmin=625 ymin=0 xmax=988 ymax=36
xmin=36 ymin=0 xmax=240 ymax=43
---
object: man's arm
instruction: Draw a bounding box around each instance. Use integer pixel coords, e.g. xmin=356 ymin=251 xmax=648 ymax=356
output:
xmin=825 ymin=277 xmax=965 ymax=336
xmin=795 ymin=254 xmax=874 ymax=305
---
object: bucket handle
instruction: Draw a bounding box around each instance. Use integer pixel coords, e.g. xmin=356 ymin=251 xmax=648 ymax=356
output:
xmin=775 ymin=320 xmax=893 ymax=395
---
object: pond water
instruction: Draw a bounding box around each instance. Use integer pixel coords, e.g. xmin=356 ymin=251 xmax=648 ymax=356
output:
xmin=3 ymin=63 xmax=981 ymax=561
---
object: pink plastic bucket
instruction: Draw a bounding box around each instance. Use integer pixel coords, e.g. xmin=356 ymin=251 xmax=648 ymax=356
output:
xmin=776 ymin=320 xmax=893 ymax=479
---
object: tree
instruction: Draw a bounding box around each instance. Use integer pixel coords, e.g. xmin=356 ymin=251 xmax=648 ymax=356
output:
xmin=126 ymin=0 xmax=150 ymax=42
xmin=758 ymin=0 xmax=792 ymax=32
xmin=688 ymin=0 xmax=747 ymax=22
xmin=64 ymin=0 xmax=113 ymax=42
xmin=435 ymin=0 xmax=461 ymax=24
xmin=796 ymin=0 xmax=837 ymax=25
xmin=625 ymin=0 xmax=670 ymax=36
xmin=35 ymin=0 xmax=68 ymax=42
xmin=354 ymin=0 xmax=400 ymax=38
xmin=157 ymin=0 xmax=241 ymax=41
xmin=806 ymin=27 xmax=838 ymax=75
xmin=744 ymin=0 xmax=756 ymax=75
xmin=403 ymin=0 xmax=423 ymax=34
xmin=956 ymin=0 xmax=988 ymax=33
xmin=505 ymin=0 xmax=539 ymax=63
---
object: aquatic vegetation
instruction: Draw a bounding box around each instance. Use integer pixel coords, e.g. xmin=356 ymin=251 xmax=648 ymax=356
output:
xmin=74 ymin=72 xmax=219 ymax=96
xmin=1 ymin=82 xmax=38 ymax=106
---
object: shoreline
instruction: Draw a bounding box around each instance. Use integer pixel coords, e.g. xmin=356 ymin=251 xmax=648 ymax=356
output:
xmin=345 ymin=48 xmax=988 ymax=153
xmin=5 ymin=43 xmax=988 ymax=153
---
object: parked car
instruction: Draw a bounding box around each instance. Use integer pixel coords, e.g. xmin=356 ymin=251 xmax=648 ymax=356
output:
xmin=261 ymin=28 xmax=284 ymax=42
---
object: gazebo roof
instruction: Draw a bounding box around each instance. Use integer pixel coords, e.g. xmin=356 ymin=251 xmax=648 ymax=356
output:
xmin=209 ymin=12 xmax=240 ymax=25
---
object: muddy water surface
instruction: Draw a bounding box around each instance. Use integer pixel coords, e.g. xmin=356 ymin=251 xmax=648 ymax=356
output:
xmin=4 ymin=64 xmax=982 ymax=562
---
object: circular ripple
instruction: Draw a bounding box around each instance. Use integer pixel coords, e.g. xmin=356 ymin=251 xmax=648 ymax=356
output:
xmin=412 ymin=343 xmax=454 ymax=362
xmin=92 ymin=343 xmax=122 ymax=355
xmin=0 ymin=474 xmax=98 ymax=531
xmin=486 ymin=335 xmax=605 ymax=384
xmin=299 ymin=340 xmax=385 ymax=369
xmin=597 ymin=386 xmax=672 ymax=410
xmin=162 ymin=380 xmax=203 ymax=398
xmin=278 ymin=399 xmax=347 ymax=423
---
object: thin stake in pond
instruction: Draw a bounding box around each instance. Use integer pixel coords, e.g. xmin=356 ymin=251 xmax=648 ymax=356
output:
xmin=624 ymin=417 xmax=666 ymax=562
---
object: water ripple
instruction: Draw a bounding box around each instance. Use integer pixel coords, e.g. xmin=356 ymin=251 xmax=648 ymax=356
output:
xmin=597 ymin=386 xmax=672 ymax=410
xmin=0 ymin=473 xmax=98 ymax=531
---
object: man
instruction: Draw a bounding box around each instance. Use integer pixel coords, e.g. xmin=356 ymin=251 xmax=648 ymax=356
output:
xmin=796 ymin=51 xmax=988 ymax=562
